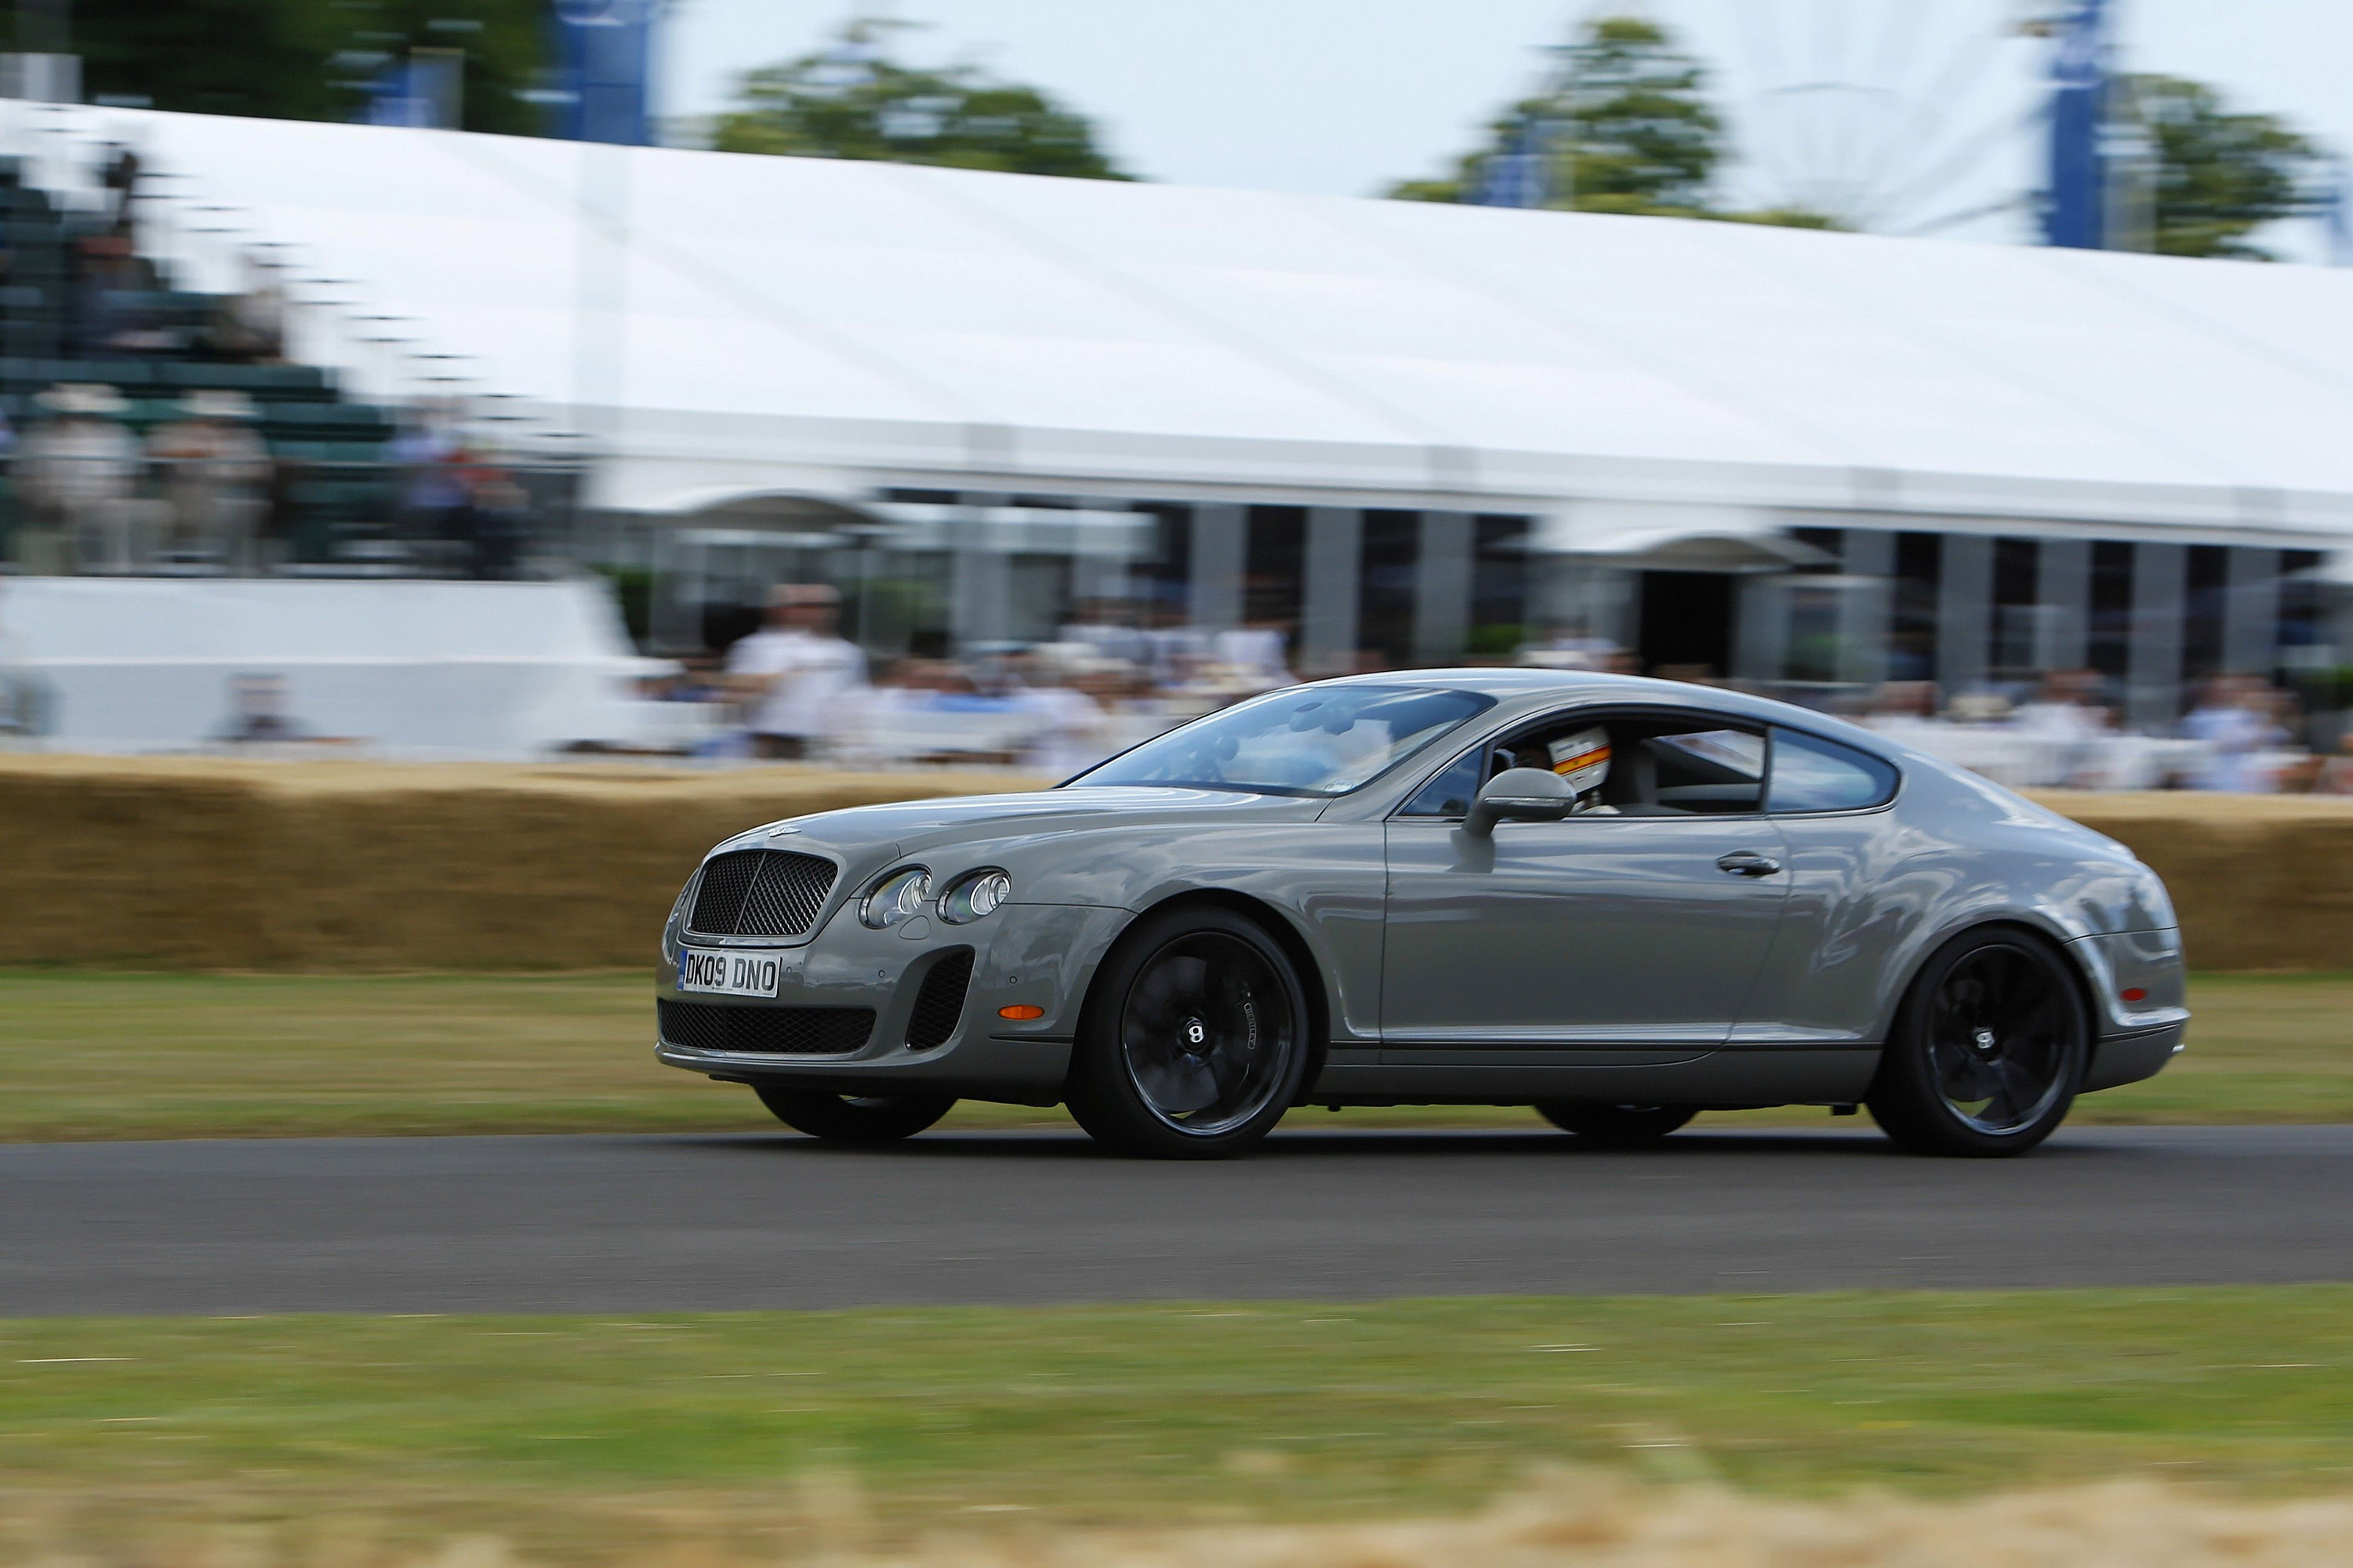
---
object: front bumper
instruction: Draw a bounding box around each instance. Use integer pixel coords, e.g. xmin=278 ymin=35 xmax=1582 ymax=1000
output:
xmin=654 ymin=901 xmax=1127 ymax=1102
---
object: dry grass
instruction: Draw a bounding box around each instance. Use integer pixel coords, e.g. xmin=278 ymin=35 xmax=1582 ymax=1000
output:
xmin=9 ymin=1476 xmax=2353 ymax=1567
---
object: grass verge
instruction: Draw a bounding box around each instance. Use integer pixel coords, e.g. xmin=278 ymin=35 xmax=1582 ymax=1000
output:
xmin=3 ymin=1290 xmax=2351 ymax=1559
xmin=0 ymin=971 xmax=2346 ymax=1143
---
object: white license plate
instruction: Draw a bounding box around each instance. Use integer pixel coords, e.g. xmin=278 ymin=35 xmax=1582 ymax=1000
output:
xmin=677 ymin=949 xmax=783 ymax=998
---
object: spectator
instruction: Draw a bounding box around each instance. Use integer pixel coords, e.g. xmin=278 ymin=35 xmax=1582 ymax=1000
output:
xmin=147 ymin=390 xmax=272 ymax=573
xmin=204 ymin=256 xmax=288 ymax=364
xmin=726 ymin=583 xmax=868 ymax=761
xmin=100 ymin=143 xmax=141 ymax=238
xmin=1212 ymin=619 xmax=1295 ymax=691
xmin=16 ymin=384 xmax=150 ymax=573
xmin=390 ymin=407 xmax=469 ymax=549
xmin=2181 ymin=677 xmax=2282 ymax=793
xmin=212 ymin=673 xmax=307 ymax=744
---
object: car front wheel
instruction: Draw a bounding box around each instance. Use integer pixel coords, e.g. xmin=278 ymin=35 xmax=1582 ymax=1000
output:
xmin=1065 ymin=906 xmax=1312 ymax=1160
xmin=753 ymin=1087 xmax=956 ymax=1142
xmin=1867 ymin=928 xmax=2089 ymax=1157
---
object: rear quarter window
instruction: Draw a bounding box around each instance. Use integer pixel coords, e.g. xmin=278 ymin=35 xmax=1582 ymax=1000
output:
xmin=1767 ymin=728 xmax=1899 ymax=814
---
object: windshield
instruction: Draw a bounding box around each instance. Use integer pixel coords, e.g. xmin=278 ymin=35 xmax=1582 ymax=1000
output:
xmin=1070 ymin=685 xmax=1494 ymax=797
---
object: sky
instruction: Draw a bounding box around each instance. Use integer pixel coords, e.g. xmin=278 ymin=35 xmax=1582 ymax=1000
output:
xmin=655 ymin=0 xmax=2353 ymax=260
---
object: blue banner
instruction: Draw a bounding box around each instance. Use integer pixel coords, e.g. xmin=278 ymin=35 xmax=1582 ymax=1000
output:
xmin=554 ymin=0 xmax=657 ymax=147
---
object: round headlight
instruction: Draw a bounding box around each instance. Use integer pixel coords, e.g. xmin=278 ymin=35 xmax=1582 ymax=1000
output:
xmin=861 ymin=866 xmax=932 ymax=929
xmin=939 ymin=869 xmax=1011 ymax=925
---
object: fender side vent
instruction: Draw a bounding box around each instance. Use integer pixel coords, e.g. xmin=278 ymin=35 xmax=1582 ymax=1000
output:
xmin=905 ymin=949 xmax=975 ymax=1051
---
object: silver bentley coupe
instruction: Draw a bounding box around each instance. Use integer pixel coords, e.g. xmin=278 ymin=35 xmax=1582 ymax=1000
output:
xmin=656 ymin=671 xmax=2185 ymax=1160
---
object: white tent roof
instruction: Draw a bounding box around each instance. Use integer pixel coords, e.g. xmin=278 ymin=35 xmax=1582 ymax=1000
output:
xmin=39 ymin=103 xmax=2353 ymax=544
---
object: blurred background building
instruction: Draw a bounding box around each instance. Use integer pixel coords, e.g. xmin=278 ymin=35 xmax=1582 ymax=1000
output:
xmin=0 ymin=0 xmax=2347 ymax=782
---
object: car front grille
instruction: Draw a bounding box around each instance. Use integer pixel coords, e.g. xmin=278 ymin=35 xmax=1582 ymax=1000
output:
xmin=658 ymin=999 xmax=876 ymax=1056
xmin=905 ymin=949 xmax=975 ymax=1051
xmin=686 ymin=850 xmax=837 ymax=938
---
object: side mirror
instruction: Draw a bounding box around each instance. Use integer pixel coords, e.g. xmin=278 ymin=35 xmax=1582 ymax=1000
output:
xmin=1465 ymin=767 xmax=1576 ymax=837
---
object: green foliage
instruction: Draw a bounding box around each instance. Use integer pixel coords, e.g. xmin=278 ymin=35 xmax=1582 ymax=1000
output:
xmin=60 ymin=0 xmax=548 ymax=136
xmin=1391 ymin=14 xmax=1719 ymax=216
xmin=714 ymin=18 xmax=1131 ymax=180
xmin=1389 ymin=13 xmax=1831 ymax=230
xmin=2124 ymin=74 xmax=2328 ymax=261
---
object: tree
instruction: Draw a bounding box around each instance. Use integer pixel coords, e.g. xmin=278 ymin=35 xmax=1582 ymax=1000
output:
xmin=1391 ymin=13 xmax=1839 ymax=228
xmin=1393 ymin=15 xmax=1721 ymax=216
xmin=56 ymin=0 xmax=548 ymax=136
xmin=714 ymin=19 xmax=1131 ymax=181
xmin=2121 ymin=74 xmax=2328 ymax=261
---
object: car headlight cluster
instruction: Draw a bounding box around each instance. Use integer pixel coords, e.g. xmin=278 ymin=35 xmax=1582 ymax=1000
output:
xmin=939 ymin=869 xmax=1011 ymax=926
xmin=860 ymin=866 xmax=1012 ymax=930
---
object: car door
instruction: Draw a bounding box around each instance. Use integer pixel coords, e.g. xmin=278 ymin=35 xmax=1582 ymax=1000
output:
xmin=1733 ymin=724 xmax=1912 ymax=1048
xmin=1380 ymin=708 xmax=1793 ymax=1059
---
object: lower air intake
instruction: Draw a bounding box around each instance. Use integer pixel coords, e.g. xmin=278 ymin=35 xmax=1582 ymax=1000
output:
xmin=659 ymin=1000 xmax=875 ymax=1056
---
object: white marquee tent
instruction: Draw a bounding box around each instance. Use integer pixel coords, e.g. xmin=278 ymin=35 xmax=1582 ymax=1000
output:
xmin=15 ymin=100 xmax=2353 ymax=552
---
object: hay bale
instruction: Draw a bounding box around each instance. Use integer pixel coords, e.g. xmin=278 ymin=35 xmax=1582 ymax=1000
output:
xmin=2028 ymin=791 xmax=2353 ymax=971
xmin=0 ymin=756 xmax=1044 ymax=971
xmin=4 ymin=757 xmax=2350 ymax=971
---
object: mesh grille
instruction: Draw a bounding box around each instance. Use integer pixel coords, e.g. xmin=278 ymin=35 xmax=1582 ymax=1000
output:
xmin=905 ymin=949 xmax=975 ymax=1051
xmin=686 ymin=851 xmax=837 ymax=938
xmin=659 ymin=999 xmax=875 ymax=1056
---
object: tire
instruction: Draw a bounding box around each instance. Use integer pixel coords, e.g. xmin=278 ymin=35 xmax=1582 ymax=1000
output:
xmin=1866 ymin=927 xmax=2090 ymax=1158
xmin=1534 ymin=1102 xmax=1699 ymax=1146
xmin=753 ymin=1087 xmax=955 ymax=1143
xmin=1065 ymin=905 xmax=1313 ymax=1160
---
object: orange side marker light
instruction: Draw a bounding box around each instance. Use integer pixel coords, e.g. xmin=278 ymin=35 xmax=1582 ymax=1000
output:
xmin=999 ymin=1004 xmax=1046 ymax=1020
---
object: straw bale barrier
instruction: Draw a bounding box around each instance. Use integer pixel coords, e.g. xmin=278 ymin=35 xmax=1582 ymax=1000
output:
xmin=0 ymin=755 xmax=1045 ymax=971
xmin=2035 ymin=790 xmax=2353 ymax=971
xmin=2 ymin=757 xmax=2351 ymax=971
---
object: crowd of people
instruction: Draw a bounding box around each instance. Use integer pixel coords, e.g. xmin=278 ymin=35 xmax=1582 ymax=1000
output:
xmin=659 ymin=592 xmax=2353 ymax=793
xmin=0 ymin=386 xmax=539 ymax=577
xmin=1859 ymin=670 xmax=2350 ymax=794
xmin=648 ymin=585 xmax=1305 ymax=776
xmin=0 ymin=143 xmax=536 ymax=577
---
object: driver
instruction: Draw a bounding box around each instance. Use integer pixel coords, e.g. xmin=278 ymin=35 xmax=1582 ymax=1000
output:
xmin=1547 ymin=725 xmax=1618 ymax=815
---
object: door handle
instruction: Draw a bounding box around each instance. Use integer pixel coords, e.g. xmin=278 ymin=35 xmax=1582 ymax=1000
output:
xmin=1716 ymin=850 xmax=1782 ymax=877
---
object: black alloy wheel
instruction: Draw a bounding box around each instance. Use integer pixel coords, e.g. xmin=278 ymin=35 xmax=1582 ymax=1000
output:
xmin=1867 ymin=929 xmax=2089 ymax=1157
xmin=1066 ymin=906 xmax=1311 ymax=1160
xmin=753 ymin=1087 xmax=956 ymax=1142
xmin=1534 ymin=1102 xmax=1700 ymax=1146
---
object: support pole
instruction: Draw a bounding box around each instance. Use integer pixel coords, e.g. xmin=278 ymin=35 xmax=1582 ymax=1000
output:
xmin=1188 ymin=503 xmax=1245 ymax=635
xmin=1412 ymin=510 xmax=1473 ymax=666
xmin=1936 ymin=534 xmax=1994 ymax=695
xmin=2128 ymin=543 xmax=2188 ymax=731
xmin=1299 ymin=506 xmax=1363 ymax=677
xmin=2035 ymin=538 xmax=2093 ymax=673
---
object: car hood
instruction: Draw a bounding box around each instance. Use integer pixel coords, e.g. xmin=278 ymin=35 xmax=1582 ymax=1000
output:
xmin=731 ymin=786 xmax=1327 ymax=866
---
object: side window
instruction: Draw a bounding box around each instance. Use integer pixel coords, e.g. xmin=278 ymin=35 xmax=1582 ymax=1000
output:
xmin=1401 ymin=711 xmax=1767 ymax=819
xmin=1400 ymin=746 xmax=1486 ymax=818
xmin=1768 ymin=728 xmax=1898 ymax=813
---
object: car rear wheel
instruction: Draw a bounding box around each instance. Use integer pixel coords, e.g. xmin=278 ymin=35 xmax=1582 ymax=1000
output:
xmin=1534 ymin=1103 xmax=1699 ymax=1146
xmin=1066 ymin=906 xmax=1312 ymax=1160
xmin=1867 ymin=928 xmax=2088 ymax=1157
xmin=753 ymin=1087 xmax=956 ymax=1142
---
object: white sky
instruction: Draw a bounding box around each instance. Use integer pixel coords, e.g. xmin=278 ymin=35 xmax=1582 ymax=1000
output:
xmin=657 ymin=1 xmax=2353 ymax=260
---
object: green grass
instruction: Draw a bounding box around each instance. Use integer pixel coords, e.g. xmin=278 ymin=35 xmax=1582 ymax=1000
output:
xmin=3 ymin=1291 xmax=2351 ymax=1555
xmin=0 ymin=971 xmax=2346 ymax=1143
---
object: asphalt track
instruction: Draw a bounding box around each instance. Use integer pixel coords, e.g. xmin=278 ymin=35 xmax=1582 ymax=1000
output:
xmin=4 ymin=1125 xmax=2349 ymax=1316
